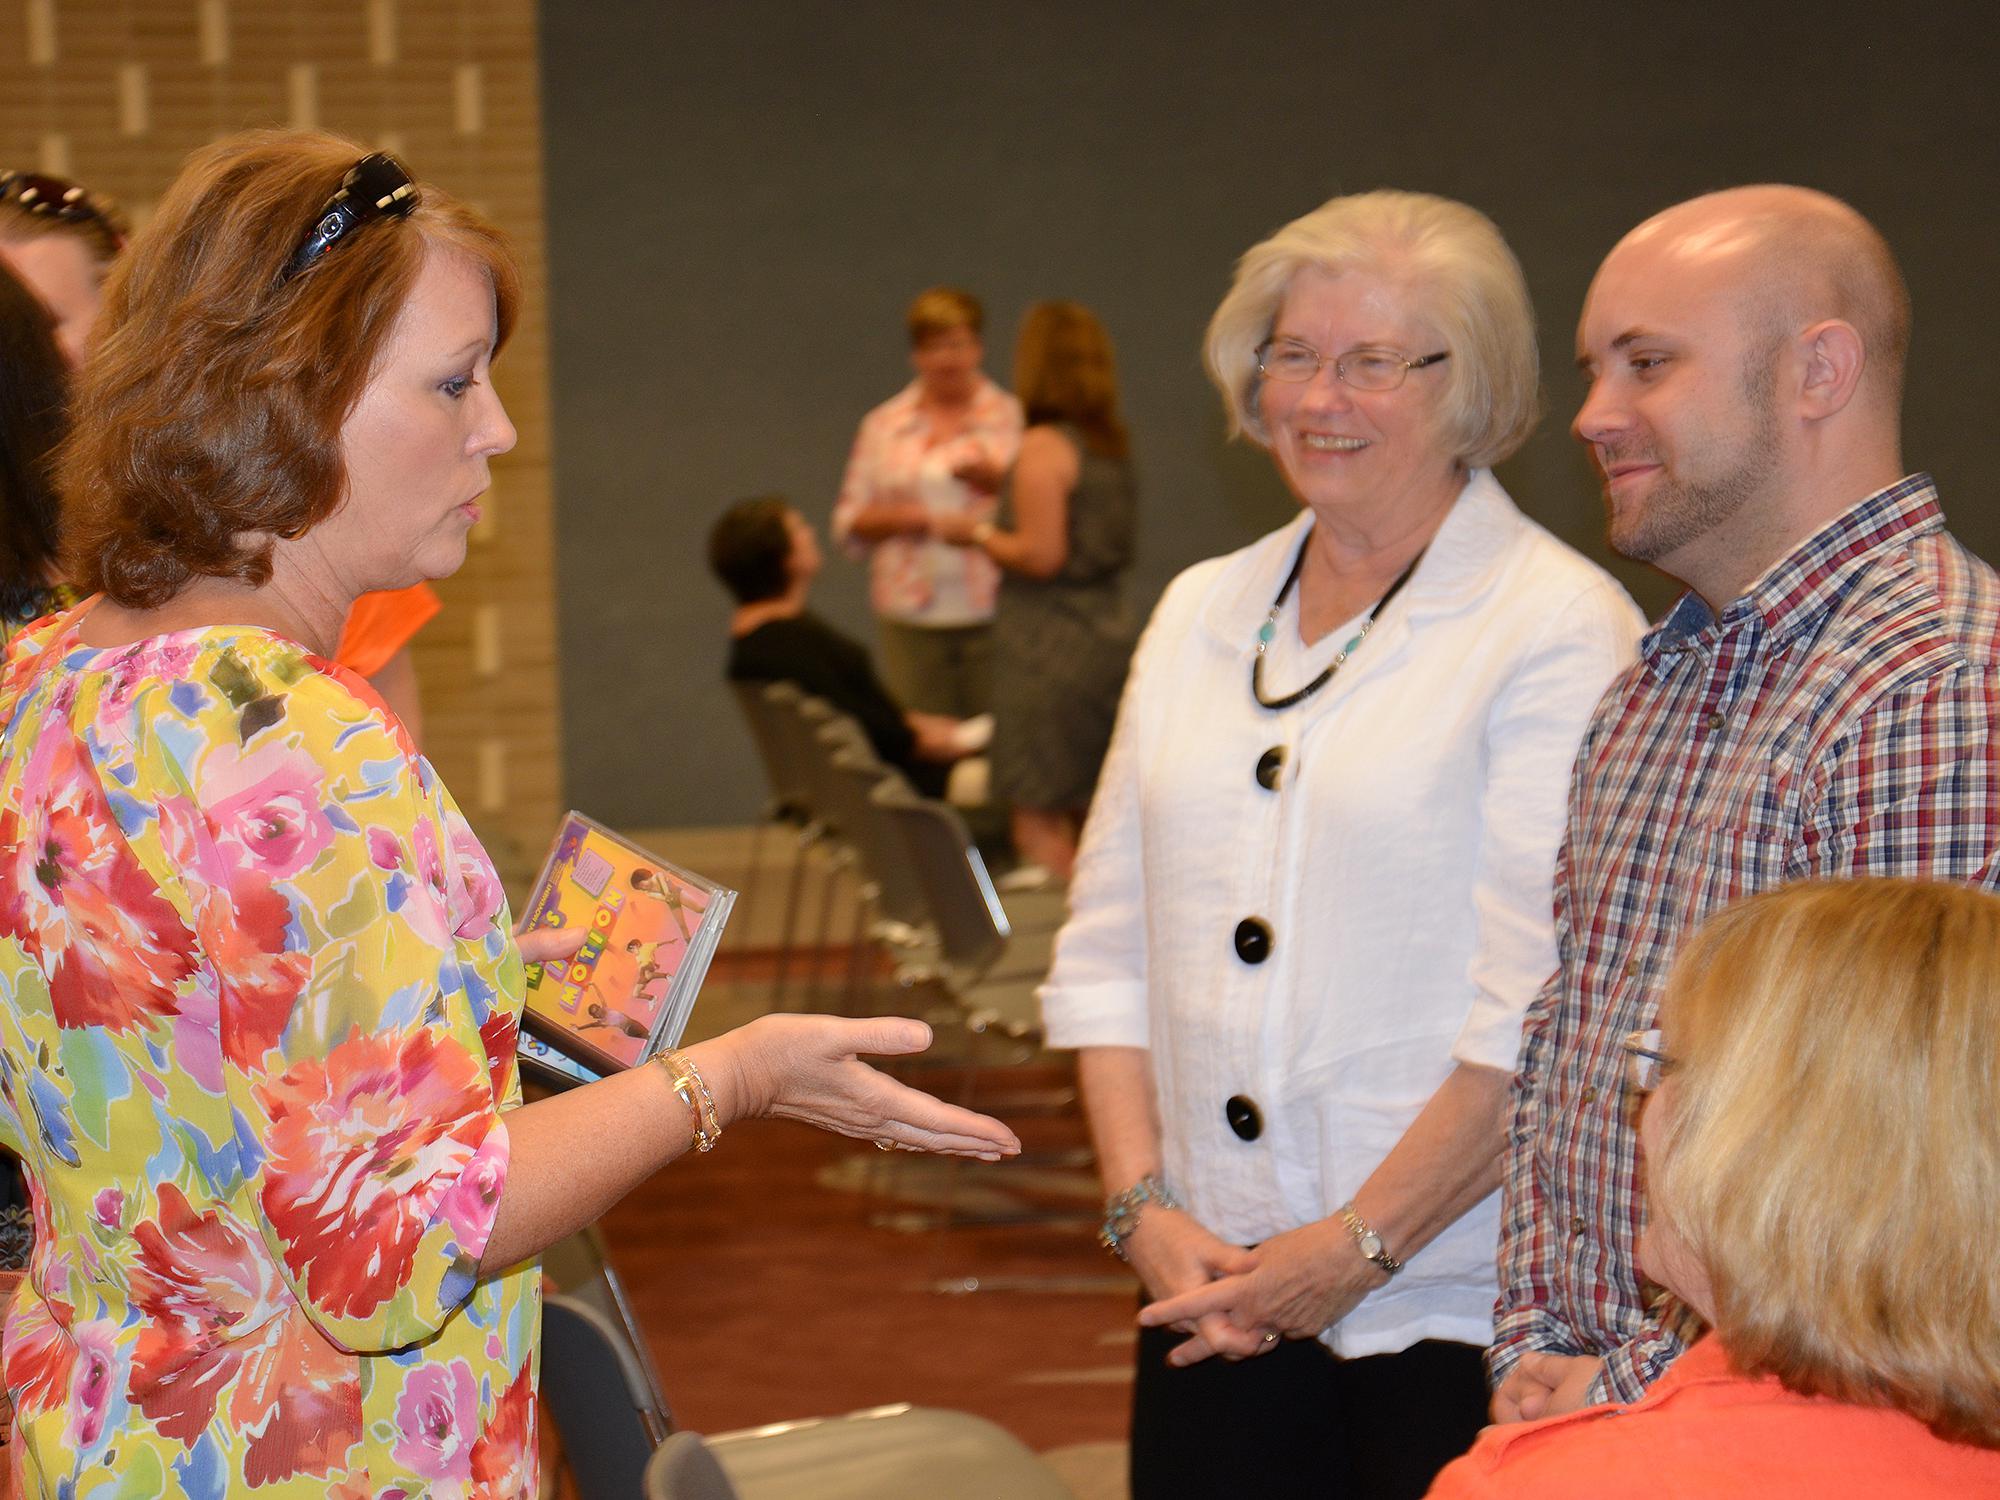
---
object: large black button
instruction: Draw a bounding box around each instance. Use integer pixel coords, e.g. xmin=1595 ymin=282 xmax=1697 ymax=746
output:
xmin=1226 ymin=1094 xmax=1263 ymax=1141
xmin=1255 ymin=746 xmax=1285 ymax=790
xmin=1233 ymin=916 xmax=1273 ymax=964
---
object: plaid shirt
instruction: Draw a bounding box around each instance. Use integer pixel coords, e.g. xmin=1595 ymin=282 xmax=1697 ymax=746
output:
xmin=1491 ymin=474 xmax=2000 ymax=1403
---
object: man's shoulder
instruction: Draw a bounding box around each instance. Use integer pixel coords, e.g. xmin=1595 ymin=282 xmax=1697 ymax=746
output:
xmin=1875 ymin=526 xmax=2000 ymax=651
xmin=1811 ymin=525 xmax=2000 ymax=688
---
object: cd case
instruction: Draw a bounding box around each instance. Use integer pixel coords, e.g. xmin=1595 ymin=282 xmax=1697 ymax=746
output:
xmin=515 ymin=812 xmax=736 ymax=1087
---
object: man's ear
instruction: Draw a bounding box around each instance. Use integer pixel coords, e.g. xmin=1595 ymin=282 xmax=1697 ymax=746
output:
xmin=1795 ymin=318 xmax=1866 ymax=423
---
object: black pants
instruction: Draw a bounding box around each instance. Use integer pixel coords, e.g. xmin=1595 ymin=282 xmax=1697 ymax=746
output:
xmin=1129 ymin=1323 xmax=1490 ymax=1500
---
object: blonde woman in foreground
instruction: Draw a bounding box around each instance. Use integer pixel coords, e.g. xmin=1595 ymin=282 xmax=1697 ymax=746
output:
xmin=1431 ymin=878 xmax=2000 ymax=1497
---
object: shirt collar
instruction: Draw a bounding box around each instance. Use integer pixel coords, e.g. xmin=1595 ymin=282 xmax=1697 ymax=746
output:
xmin=882 ymin=374 xmax=1006 ymax=434
xmin=1640 ymin=473 xmax=1943 ymax=668
xmin=1195 ymin=467 xmax=1526 ymax=650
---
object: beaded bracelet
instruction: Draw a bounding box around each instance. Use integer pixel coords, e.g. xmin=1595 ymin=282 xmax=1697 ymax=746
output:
xmin=654 ymin=1048 xmax=721 ymax=1153
xmin=1098 ymin=1173 xmax=1181 ymax=1260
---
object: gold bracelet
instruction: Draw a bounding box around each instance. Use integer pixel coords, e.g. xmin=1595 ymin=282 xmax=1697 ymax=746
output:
xmin=654 ymin=1048 xmax=721 ymax=1153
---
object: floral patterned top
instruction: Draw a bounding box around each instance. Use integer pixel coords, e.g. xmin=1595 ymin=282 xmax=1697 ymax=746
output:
xmin=0 ymin=604 xmax=539 ymax=1496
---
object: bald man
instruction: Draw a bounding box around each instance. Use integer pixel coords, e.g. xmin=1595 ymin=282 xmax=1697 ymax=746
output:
xmin=1488 ymin=186 xmax=2000 ymax=1422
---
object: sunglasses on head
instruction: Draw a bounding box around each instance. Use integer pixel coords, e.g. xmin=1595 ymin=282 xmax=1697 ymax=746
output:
xmin=0 ymin=170 xmax=128 ymax=250
xmin=279 ymin=152 xmax=419 ymax=285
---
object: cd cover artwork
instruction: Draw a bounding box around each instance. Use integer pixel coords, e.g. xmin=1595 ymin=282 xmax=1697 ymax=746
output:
xmin=516 ymin=812 xmax=736 ymax=1081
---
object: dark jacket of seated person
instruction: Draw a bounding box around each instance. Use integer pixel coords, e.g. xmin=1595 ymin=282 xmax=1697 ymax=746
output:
xmin=712 ymin=496 xmax=950 ymax=800
xmin=727 ymin=612 xmax=947 ymax=798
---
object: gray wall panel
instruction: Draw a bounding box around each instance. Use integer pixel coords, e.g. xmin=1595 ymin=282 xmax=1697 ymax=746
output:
xmin=540 ymin=2 xmax=2000 ymax=827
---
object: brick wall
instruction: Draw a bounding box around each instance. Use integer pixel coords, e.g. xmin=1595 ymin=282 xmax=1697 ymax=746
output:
xmin=0 ymin=0 xmax=561 ymax=895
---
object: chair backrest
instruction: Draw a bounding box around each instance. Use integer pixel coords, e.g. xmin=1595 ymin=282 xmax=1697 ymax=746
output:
xmin=542 ymin=1225 xmax=675 ymax=1434
xmin=826 ymin=748 xmax=931 ymax=931
xmin=541 ymin=1292 xmax=672 ymax=1499
xmin=763 ymin=686 xmax=843 ymax=834
xmin=790 ymin=696 xmax=859 ymax=846
xmin=705 ymin=1404 xmax=1075 ymax=1499
xmin=733 ymin=681 xmax=813 ymax=823
xmin=645 ymin=1431 xmax=742 ymax=1500
xmin=872 ymin=780 xmax=1012 ymax=980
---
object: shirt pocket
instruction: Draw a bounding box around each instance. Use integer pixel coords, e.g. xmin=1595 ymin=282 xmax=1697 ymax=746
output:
xmin=1677 ymin=819 xmax=1797 ymax=926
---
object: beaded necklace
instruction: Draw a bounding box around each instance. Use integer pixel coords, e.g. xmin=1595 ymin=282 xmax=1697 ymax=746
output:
xmin=1252 ymin=539 xmax=1424 ymax=711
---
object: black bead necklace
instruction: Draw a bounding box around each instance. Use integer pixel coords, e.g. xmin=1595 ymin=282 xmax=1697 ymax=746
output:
xmin=1251 ymin=538 xmax=1425 ymax=711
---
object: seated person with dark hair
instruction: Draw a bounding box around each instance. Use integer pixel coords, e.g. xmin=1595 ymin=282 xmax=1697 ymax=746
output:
xmin=712 ymin=496 xmax=983 ymax=799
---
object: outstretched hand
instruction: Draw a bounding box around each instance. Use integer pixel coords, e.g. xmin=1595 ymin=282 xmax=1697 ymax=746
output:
xmin=728 ymin=1014 xmax=1021 ymax=1160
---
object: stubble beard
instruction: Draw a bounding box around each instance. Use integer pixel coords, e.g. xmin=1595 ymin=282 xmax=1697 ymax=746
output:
xmin=1606 ymin=361 xmax=1784 ymax=567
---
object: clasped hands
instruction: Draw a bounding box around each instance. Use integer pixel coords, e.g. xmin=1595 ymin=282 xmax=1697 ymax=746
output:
xmin=1131 ymin=1211 xmax=1385 ymax=1368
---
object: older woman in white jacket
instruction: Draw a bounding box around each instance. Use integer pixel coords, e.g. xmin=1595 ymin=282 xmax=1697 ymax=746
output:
xmin=1039 ymin=191 xmax=1644 ymax=1500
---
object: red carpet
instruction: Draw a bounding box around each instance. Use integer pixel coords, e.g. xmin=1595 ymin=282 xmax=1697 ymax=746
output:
xmin=594 ymin=1056 xmax=1138 ymax=1454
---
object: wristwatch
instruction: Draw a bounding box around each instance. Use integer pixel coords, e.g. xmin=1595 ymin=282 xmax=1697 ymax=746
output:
xmin=1099 ymin=1174 xmax=1181 ymax=1260
xmin=1338 ymin=1201 xmax=1402 ymax=1276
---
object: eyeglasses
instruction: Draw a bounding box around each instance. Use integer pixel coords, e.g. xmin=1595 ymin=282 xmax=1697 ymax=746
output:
xmin=1621 ymin=1028 xmax=1677 ymax=1092
xmin=1255 ymin=339 xmax=1449 ymax=391
xmin=0 ymin=170 xmax=128 ymax=252
xmin=279 ymin=152 xmax=418 ymax=285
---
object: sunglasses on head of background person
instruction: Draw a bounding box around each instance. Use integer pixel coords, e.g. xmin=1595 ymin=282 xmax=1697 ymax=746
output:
xmin=0 ymin=170 xmax=128 ymax=262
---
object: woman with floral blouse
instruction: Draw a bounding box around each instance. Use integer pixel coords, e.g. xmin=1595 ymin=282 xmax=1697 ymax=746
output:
xmin=0 ymin=130 xmax=1016 ymax=1496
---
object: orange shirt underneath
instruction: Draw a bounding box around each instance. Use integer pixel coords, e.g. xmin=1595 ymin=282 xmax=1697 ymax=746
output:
xmin=334 ymin=583 xmax=441 ymax=678
xmin=1427 ymin=1337 xmax=2000 ymax=1499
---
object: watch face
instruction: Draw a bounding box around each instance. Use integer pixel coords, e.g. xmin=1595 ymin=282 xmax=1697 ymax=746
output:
xmin=1360 ymin=1230 xmax=1383 ymax=1259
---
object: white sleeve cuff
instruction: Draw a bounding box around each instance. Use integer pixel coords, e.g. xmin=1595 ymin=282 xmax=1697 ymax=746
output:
xmin=1449 ymin=989 xmax=1533 ymax=1073
xmin=1038 ymin=978 xmax=1149 ymax=1049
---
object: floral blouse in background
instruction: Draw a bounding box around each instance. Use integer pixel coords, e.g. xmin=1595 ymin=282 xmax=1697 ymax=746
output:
xmin=0 ymin=604 xmax=538 ymax=1496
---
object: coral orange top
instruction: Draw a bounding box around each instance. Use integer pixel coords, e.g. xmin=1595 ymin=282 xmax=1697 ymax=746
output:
xmin=1428 ymin=1338 xmax=2000 ymax=1499
xmin=334 ymin=583 xmax=441 ymax=677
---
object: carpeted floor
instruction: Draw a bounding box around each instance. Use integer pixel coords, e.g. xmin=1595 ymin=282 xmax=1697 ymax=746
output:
xmin=587 ymin=971 xmax=1137 ymax=1498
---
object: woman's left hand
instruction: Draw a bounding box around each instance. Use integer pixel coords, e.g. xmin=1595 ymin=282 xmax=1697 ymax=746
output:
xmin=1136 ymin=1216 xmax=1382 ymax=1364
xmin=515 ymin=924 xmax=587 ymax=968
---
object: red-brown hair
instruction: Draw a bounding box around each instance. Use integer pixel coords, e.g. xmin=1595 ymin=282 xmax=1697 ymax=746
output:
xmin=1013 ymin=300 xmax=1129 ymax=460
xmin=60 ymin=129 xmax=520 ymax=608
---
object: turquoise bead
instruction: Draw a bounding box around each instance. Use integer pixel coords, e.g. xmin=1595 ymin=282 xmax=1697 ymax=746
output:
xmin=1258 ymin=621 xmax=1275 ymax=644
xmin=1343 ymin=633 xmax=1363 ymax=652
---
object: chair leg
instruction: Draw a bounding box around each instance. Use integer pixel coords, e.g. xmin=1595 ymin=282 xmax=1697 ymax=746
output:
xmin=800 ymin=846 xmax=845 ymax=1014
xmin=841 ymin=887 xmax=875 ymax=1015
xmin=730 ymin=817 xmax=768 ymax=958
xmin=767 ymin=825 xmax=815 ymax=1013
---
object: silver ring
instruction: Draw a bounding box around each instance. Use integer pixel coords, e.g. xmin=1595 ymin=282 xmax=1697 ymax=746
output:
xmin=874 ymin=1138 xmax=895 ymax=1151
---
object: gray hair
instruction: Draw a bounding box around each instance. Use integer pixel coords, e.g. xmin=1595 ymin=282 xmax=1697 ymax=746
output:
xmin=1203 ymin=190 xmax=1540 ymax=469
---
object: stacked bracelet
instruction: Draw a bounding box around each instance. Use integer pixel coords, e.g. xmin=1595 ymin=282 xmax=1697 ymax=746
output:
xmin=655 ymin=1048 xmax=721 ymax=1153
xmin=1098 ymin=1173 xmax=1181 ymax=1260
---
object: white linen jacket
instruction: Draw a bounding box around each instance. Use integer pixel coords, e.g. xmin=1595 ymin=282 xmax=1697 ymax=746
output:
xmin=1040 ymin=470 xmax=1644 ymax=1357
